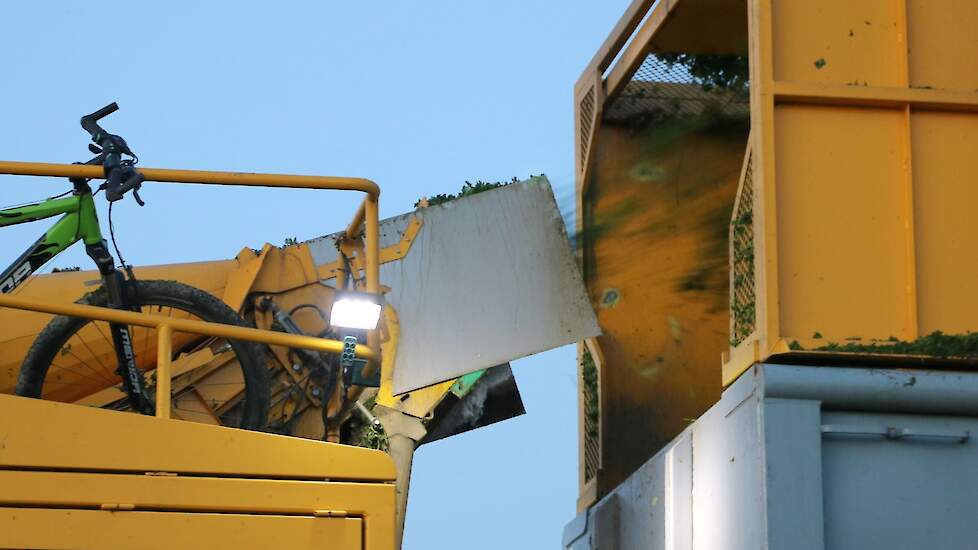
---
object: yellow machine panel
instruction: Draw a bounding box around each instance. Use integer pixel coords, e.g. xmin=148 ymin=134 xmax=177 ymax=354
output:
xmin=0 ymin=393 xmax=395 ymax=550
xmin=0 ymin=509 xmax=363 ymax=550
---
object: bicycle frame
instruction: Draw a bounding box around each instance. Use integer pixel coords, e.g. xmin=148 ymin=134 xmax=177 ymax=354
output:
xmin=0 ymin=190 xmax=103 ymax=294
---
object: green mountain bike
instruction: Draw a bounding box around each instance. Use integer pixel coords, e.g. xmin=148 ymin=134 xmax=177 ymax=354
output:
xmin=2 ymin=103 xmax=269 ymax=429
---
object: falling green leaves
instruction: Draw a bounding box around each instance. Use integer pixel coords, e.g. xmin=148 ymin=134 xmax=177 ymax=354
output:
xmin=416 ymin=176 xmax=539 ymax=208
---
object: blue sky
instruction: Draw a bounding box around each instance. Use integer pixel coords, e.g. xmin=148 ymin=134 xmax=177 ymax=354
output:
xmin=0 ymin=2 xmax=630 ymax=547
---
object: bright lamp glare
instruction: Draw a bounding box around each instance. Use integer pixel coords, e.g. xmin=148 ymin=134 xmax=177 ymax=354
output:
xmin=330 ymin=297 xmax=382 ymax=330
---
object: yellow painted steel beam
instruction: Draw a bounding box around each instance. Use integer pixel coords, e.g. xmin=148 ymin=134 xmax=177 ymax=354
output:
xmin=0 ymin=392 xmax=396 ymax=481
xmin=774 ymin=81 xmax=978 ymax=112
xmin=346 ymin=198 xmax=367 ymax=238
xmin=580 ymin=0 xmax=657 ymax=77
xmin=345 ymin=196 xmax=383 ymax=416
xmin=604 ymin=0 xmax=674 ymax=101
xmin=318 ymin=216 xmax=423 ymax=282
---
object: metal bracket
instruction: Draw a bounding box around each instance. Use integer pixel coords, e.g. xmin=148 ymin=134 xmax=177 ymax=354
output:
xmin=342 ymin=336 xmax=378 ymax=387
xmin=821 ymin=424 xmax=971 ymax=444
xmin=318 ymin=215 xmax=423 ymax=281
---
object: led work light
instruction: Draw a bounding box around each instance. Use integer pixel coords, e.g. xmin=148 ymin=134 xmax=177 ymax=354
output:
xmin=329 ymin=291 xmax=382 ymax=330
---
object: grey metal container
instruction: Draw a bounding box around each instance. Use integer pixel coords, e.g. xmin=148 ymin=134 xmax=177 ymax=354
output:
xmin=563 ymin=364 xmax=978 ymax=550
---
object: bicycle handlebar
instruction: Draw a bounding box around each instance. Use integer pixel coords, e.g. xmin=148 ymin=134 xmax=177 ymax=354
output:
xmin=80 ymin=102 xmax=119 ymax=138
xmin=78 ymin=102 xmax=145 ymax=206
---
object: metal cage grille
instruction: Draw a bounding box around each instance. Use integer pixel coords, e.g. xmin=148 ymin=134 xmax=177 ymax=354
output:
xmin=579 ymin=87 xmax=596 ymax=174
xmin=582 ymin=347 xmax=600 ymax=482
xmin=730 ymin=150 xmax=756 ymax=346
xmin=604 ymin=54 xmax=749 ymax=125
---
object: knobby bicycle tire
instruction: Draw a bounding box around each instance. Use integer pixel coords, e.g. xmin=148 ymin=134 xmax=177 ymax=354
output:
xmin=15 ymin=280 xmax=270 ymax=430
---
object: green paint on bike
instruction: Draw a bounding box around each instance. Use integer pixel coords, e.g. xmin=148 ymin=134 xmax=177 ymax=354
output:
xmin=0 ymin=192 xmax=106 ymax=294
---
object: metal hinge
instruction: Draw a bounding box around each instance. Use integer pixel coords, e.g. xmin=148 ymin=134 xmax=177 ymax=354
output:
xmin=314 ymin=510 xmax=349 ymax=518
xmin=821 ymin=424 xmax=970 ymax=444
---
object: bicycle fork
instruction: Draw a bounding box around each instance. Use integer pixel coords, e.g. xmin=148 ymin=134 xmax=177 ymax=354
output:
xmin=86 ymin=241 xmax=153 ymax=414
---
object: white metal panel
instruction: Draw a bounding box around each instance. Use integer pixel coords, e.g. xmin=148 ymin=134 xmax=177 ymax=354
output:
xmin=308 ymin=177 xmax=600 ymax=394
xmin=691 ymin=372 xmax=766 ymax=550
xmin=821 ymin=410 xmax=978 ymax=550
xmin=561 ymin=365 xmax=769 ymax=550
xmin=565 ymin=364 xmax=978 ymax=549
xmin=762 ymin=398 xmax=825 ymax=550
xmin=665 ymin=434 xmax=692 ymax=550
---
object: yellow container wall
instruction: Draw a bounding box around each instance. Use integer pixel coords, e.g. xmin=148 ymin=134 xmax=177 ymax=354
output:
xmin=911 ymin=111 xmax=978 ymax=334
xmin=907 ymin=1 xmax=978 ymax=93
xmin=737 ymin=0 xmax=978 ymax=366
xmin=774 ymin=104 xmax=914 ymax=342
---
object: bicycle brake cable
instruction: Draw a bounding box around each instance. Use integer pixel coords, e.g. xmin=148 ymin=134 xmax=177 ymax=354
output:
xmin=107 ymin=202 xmax=136 ymax=280
xmin=47 ymin=189 xmax=74 ymax=200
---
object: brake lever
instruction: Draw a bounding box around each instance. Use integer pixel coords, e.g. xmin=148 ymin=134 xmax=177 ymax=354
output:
xmin=132 ymin=187 xmax=146 ymax=207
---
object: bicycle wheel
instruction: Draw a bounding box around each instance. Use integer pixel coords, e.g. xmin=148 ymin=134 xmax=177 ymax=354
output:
xmin=15 ymin=280 xmax=270 ymax=430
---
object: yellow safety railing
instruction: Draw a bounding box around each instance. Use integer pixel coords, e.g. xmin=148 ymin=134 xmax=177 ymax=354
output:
xmin=0 ymin=160 xmax=381 ymax=419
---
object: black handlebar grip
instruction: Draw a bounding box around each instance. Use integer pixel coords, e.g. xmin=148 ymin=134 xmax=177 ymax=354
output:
xmin=80 ymin=102 xmax=119 ymax=138
xmin=88 ymin=102 xmax=119 ymax=121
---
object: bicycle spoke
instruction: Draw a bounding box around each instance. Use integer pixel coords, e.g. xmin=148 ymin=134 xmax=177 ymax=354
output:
xmin=42 ymin=361 xmax=103 ymax=386
xmin=89 ymin=320 xmax=112 ymax=351
xmin=75 ymin=328 xmax=110 ymax=374
xmin=60 ymin=346 xmax=114 ymax=386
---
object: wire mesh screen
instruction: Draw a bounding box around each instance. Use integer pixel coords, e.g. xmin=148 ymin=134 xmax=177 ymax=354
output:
xmin=730 ymin=149 xmax=756 ymax=346
xmin=579 ymin=86 xmax=596 ymax=174
xmin=604 ymin=53 xmax=749 ymax=125
xmin=582 ymin=347 xmax=600 ymax=482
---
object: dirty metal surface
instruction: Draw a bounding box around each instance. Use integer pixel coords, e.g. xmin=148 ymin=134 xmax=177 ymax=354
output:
xmin=419 ymin=363 xmax=525 ymax=445
xmin=308 ymin=177 xmax=600 ymax=394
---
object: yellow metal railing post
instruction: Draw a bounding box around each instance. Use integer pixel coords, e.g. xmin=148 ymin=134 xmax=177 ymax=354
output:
xmin=364 ymin=196 xmax=381 ymax=356
xmin=345 ymin=199 xmax=367 ymax=239
xmin=156 ymin=324 xmax=172 ymax=419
